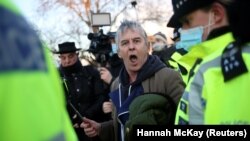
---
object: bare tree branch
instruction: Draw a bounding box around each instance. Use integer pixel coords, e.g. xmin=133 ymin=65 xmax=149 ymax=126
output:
xmin=33 ymin=0 xmax=173 ymax=49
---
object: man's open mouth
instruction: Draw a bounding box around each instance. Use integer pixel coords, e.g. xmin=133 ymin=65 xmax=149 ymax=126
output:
xmin=129 ymin=54 xmax=137 ymax=63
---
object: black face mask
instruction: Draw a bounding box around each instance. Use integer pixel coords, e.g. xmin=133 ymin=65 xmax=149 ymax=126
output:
xmin=60 ymin=59 xmax=82 ymax=75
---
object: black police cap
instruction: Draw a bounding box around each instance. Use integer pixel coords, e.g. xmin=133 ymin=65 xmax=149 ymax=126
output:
xmin=167 ymin=0 xmax=216 ymax=28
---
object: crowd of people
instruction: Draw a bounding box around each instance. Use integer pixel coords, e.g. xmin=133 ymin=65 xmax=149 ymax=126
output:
xmin=1 ymin=0 xmax=249 ymax=141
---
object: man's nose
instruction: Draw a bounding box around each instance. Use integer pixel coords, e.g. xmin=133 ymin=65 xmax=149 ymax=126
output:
xmin=128 ymin=42 xmax=135 ymax=50
xmin=65 ymin=57 xmax=70 ymax=64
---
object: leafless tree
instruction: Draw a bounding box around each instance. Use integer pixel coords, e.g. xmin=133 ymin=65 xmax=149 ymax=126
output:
xmin=33 ymin=0 xmax=172 ymax=50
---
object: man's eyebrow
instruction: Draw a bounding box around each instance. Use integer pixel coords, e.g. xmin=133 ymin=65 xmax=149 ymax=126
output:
xmin=133 ymin=37 xmax=141 ymax=40
xmin=120 ymin=39 xmax=128 ymax=44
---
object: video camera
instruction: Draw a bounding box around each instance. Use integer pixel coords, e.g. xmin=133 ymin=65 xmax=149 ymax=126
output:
xmin=87 ymin=29 xmax=112 ymax=67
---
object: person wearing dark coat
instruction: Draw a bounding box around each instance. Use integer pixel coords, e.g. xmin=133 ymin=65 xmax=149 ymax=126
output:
xmin=54 ymin=42 xmax=111 ymax=141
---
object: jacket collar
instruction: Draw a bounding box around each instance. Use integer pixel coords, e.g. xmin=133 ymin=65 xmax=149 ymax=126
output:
xmin=207 ymin=26 xmax=231 ymax=41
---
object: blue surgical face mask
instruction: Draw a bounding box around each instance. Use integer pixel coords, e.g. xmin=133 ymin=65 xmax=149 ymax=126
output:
xmin=175 ymin=26 xmax=203 ymax=51
xmin=111 ymin=43 xmax=118 ymax=54
xmin=153 ymin=42 xmax=165 ymax=51
xmin=176 ymin=12 xmax=214 ymax=51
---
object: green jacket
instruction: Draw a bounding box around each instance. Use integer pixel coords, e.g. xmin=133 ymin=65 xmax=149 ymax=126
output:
xmin=125 ymin=93 xmax=176 ymax=141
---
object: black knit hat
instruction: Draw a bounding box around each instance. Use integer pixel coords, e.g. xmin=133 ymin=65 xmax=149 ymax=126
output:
xmin=54 ymin=42 xmax=81 ymax=54
xmin=154 ymin=32 xmax=167 ymax=40
xmin=153 ymin=32 xmax=168 ymax=44
xmin=167 ymin=0 xmax=216 ymax=28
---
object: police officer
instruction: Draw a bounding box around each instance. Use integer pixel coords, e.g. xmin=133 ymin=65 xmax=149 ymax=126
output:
xmin=55 ymin=42 xmax=110 ymax=140
xmin=0 ymin=1 xmax=77 ymax=140
xmin=167 ymin=0 xmax=234 ymax=124
xmin=187 ymin=0 xmax=250 ymax=124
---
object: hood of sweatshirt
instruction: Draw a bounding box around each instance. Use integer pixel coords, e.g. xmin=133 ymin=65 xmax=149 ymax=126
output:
xmin=119 ymin=55 xmax=166 ymax=86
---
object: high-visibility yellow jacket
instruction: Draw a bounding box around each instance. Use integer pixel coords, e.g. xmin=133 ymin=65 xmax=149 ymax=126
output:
xmin=0 ymin=1 xmax=77 ymax=140
xmin=175 ymin=32 xmax=234 ymax=124
xmin=168 ymin=51 xmax=189 ymax=84
xmin=188 ymin=42 xmax=250 ymax=124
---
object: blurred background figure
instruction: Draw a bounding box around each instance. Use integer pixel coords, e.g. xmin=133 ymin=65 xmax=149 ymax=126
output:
xmin=87 ymin=30 xmax=124 ymax=119
xmin=0 ymin=1 xmax=77 ymax=141
xmin=153 ymin=31 xmax=168 ymax=52
xmin=98 ymin=32 xmax=124 ymax=115
xmin=106 ymin=31 xmax=123 ymax=81
xmin=152 ymin=31 xmax=176 ymax=68
xmin=87 ymin=30 xmax=123 ymax=86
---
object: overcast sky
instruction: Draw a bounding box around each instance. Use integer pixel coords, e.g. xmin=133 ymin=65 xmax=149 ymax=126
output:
xmin=13 ymin=0 xmax=35 ymax=19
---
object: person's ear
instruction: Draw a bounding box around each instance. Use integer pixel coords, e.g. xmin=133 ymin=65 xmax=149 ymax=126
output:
xmin=211 ymin=2 xmax=227 ymax=25
xmin=117 ymin=47 xmax=122 ymax=58
xmin=118 ymin=52 xmax=122 ymax=59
